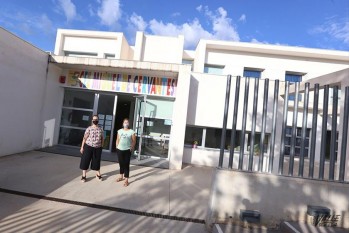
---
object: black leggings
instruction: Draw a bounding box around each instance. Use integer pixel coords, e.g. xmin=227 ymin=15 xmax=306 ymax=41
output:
xmin=80 ymin=144 xmax=102 ymax=171
xmin=117 ymin=149 xmax=131 ymax=178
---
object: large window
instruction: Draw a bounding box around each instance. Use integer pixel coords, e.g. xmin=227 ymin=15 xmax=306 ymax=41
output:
xmin=285 ymin=73 xmax=303 ymax=101
xmin=243 ymin=69 xmax=262 ymax=78
xmin=204 ymin=64 xmax=224 ymax=75
xmin=59 ymin=90 xmax=95 ymax=147
xmin=284 ymin=127 xmax=310 ymax=157
xmin=184 ymin=126 xmax=268 ymax=155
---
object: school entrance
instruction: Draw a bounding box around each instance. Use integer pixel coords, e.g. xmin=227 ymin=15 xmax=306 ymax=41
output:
xmin=58 ymin=88 xmax=174 ymax=161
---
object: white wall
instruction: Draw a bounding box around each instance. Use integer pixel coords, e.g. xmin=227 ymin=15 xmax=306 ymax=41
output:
xmin=54 ymin=29 xmax=130 ymax=59
xmin=169 ymin=65 xmax=191 ymax=169
xmin=187 ymin=73 xmax=276 ymax=133
xmin=0 ymin=28 xmax=49 ymax=156
xmin=206 ymin=169 xmax=349 ymax=229
xmin=141 ymin=34 xmax=184 ymax=64
xmin=40 ymin=63 xmax=64 ymax=147
xmin=205 ymin=49 xmax=348 ymax=80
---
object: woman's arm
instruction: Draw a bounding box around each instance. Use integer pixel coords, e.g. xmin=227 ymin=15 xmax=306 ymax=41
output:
xmin=115 ymin=133 xmax=120 ymax=149
xmin=80 ymin=129 xmax=89 ymax=154
xmin=130 ymin=133 xmax=136 ymax=152
xmin=100 ymin=128 xmax=104 ymax=148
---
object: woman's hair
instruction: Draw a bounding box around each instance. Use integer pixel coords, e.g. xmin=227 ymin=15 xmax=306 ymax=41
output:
xmin=123 ymin=118 xmax=129 ymax=123
xmin=92 ymin=114 xmax=99 ymax=119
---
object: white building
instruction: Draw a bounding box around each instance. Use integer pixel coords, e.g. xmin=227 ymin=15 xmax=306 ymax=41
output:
xmin=1 ymin=27 xmax=348 ymax=173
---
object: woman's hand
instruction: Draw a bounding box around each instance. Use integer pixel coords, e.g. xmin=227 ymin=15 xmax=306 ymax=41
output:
xmin=80 ymin=147 xmax=84 ymax=154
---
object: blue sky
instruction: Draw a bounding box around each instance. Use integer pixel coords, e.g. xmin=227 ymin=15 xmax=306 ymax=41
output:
xmin=1 ymin=0 xmax=348 ymax=52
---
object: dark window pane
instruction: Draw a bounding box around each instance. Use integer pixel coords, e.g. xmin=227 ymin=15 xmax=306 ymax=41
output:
xmin=295 ymin=147 xmax=301 ymax=156
xmin=285 ymin=137 xmax=291 ymax=146
xmin=296 ymin=138 xmax=302 ymax=147
xmin=205 ymin=128 xmax=222 ymax=148
xmin=243 ymin=69 xmax=261 ymax=78
xmin=59 ymin=128 xmax=85 ymax=147
xmin=61 ymin=109 xmax=93 ymax=128
xmin=285 ymin=74 xmax=302 ymax=83
xmin=184 ymin=126 xmax=203 ymax=146
xmin=63 ymin=90 xmax=95 ymax=109
xmin=285 ymin=146 xmax=290 ymax=155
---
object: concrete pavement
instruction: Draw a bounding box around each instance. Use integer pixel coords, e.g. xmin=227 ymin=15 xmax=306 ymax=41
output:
xmin=0 ymin=151 xmax=214 ymax=233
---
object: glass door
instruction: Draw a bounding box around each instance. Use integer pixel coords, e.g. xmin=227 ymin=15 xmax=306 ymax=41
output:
xmin=59 ymin=90 xmax=117 ymax=151
xmin=134 ymin=95 xmax=146 ymax=160
xmin=59 ymin=90 xmax=95 ymax=147
xmin=133 ymin=96 xmax=174 ymax=160
xmin=96 ymin=94 xmax=117 ymax=151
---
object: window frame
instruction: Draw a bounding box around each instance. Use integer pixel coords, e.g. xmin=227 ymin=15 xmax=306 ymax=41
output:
xmin=243 ymin=68 xmax=263 ymax=79
xmin=203 ymin=64 xmax=225 ymax=75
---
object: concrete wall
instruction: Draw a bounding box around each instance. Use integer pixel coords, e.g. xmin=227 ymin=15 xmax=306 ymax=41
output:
xmin=40 ymin=63 xmax=64 ymax=147
xmin=204 ymin=49 xmax=348 ymax=80
xmin=0 ymin=28 xmax=49 ymax=156
xmin=191 ymin=40 xmax=349 ymax=80
xmin=169 ymin=65 xmax=191 ymax=169
xmin=187 ymin=73 xmax=277 ymax=132
xmin=54 ymin=29 xmax=128 ymax=59
xmin=141 ymin=34 xmax=184 ymax=64
xmin=206 ymin=169 xmax=349 ymax=229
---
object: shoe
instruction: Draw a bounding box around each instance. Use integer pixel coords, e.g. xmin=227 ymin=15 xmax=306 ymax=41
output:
xmin=81 ymin=176 xmax=86 ymax=183
xmin=96 ymin=175 xmax=102 ymax=181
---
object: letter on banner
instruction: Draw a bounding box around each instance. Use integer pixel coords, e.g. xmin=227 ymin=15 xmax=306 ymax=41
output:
xmin=142 ymin=76 xmax=148 ymax=94
xmin=134 ymin=76 xmax=138 ymax=93
xmin=138 ymin=76 xmax=143 ymax=93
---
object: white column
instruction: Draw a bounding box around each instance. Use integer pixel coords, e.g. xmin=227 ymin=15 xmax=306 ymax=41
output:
xmin=169 ymin=65 xmax=191 ymax=169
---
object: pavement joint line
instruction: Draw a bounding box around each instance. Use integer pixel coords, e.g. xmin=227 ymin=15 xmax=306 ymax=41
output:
xmin=284 ymin=222 xmax=301 ymax=233
xmin=215 ymin=224 xmax=224 ymax=233
xmin=0 ymin=187 xmax=205 ymax=224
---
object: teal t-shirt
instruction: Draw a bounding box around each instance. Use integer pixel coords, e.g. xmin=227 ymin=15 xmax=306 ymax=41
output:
xmin=117 ymin=129 xmax=135 ymax=150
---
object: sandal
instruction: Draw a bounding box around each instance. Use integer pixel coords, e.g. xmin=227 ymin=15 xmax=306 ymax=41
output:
xmin=81 ymin=176 xmax=86 ymax=183
xmin=124 ymin=180 xmax=129 ymax=187
xmin=116 ymin=177 xmax=124 ymax=182
xmin=96 ymin=175 xmax=102 ymax=181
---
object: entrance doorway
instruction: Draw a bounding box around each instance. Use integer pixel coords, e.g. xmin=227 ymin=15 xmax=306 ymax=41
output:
xmin=133 ymin=96 xmax=174 ymax=160
xmin=59 ymin=89 xmax=174 ymax=159
xmin=58 ymin=89 xmax=117 ymax=152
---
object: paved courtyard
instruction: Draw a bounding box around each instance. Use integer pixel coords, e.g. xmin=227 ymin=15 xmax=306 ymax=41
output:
xmin=0 ymin=151 xmax=214 ymax=233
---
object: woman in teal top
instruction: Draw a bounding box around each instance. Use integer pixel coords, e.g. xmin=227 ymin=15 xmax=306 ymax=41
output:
xmin=115 ymin=118 xmax=136 ymax=187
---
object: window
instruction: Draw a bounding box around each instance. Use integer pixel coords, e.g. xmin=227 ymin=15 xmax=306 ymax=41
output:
xmin=104 ymin=53 xmax=115 ymax=59
xmin=285 ymin=74 xmax=302 ymax=83
xmin=247 ymin=133 xmax=270 ymax=155
xmin=285 ymin=73 xmax=303 ymax=101
xmin=243 ymin=69 xmax=262 ymax=78
xmin=59 ymin=90 xmax=95 ymax=147
xmin=182 ymin=59 xmax=193 ymax=65
xmin=204 ymin=64 xmax=224 ymax=75
xmin=184 ymin=126 xmax=203 ymax=146
xmin=325 ymin=131 xmax=338 ymax=161
xmin=64 ymin=51 xmax=98 ymax=58
xmin=205 ymin=128 xmax=223 ymax=148
xmin=284 ymin=127 xmax=310 ymax=157
xmin=182 ymin=59 xmax=193 ymax=71
xmin=184 ymin=126 xmax=271 ymax=155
